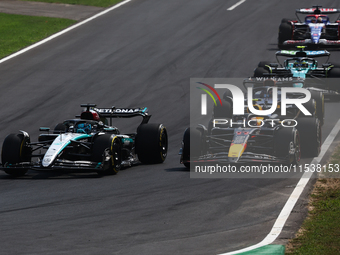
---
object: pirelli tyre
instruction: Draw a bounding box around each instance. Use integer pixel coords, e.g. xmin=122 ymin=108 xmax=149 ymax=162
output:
xmin=209 ymin=100 xmax=232 ymax=131
xmin=213 ymin=100 xmax=232 ymax=119
xmin=136 ymin=123 xmax=168 ymax=164
xmin=254 ymin=67 xmax=268 ymax=77
xmin=301 ymin=98 xmax=316 ymax=117
xmin=327 ymin=67 xmax=340 ymax=93
xmin=92 ymin=134 xmax=121 ymax=175
xmin=274 ymin=127 xmax=301 ymax=165
xmin=296 ymin=117 xmax=321 ymax=157
xmin=257 ymin=61 xmax=272 ymax=68
xmin=281 ymin=18 xmax=292 ymax=24
xmin=1 ymin=133 xmax=32 ymax=177
xmin=310 ymin=90 xmax=324 ymax=126
xmin=181 ymin=127 xmax=204 ymax=168
xmin=278 ymin=22 xmax=293 ymax=49
xmin=328 ymin=67 xmax=340 ymax=77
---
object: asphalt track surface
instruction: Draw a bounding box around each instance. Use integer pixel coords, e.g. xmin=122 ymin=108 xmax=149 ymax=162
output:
xmin=1 ymin=0 xmax=340 ymax=254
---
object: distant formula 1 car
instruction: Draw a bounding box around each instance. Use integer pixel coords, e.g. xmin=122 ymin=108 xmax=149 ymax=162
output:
xmin=1 ymin=104 xmax=168 ymax=177
xmin=244 ymin=77 xmax=325 ymax=126
xmin=252 ymin=47 xmax=340 ymax=102
xmin=278 ymin=6 xmax=340 ymax=48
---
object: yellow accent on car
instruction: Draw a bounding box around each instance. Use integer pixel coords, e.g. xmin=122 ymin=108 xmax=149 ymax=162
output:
xmin=228 ymin=144 xmax=246 ymax=158
xmin=110 ymin=136 xmax=119 ymax=173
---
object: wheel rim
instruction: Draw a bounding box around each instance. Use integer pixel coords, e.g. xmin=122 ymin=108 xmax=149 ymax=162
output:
xmin=111 ymin=140 xmax=121 ymax=172
xmin=159 ymin=127 xmax=168 ymax=161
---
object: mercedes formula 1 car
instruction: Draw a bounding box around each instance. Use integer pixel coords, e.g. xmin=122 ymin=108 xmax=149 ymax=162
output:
xmin=1 ymin=104 xmax=168 ymax=177
xmin=278 ymin=6 xmax=340 ymax=48
xmin=179 ymin=83 xmax=321 ymax=168
xmin=252 ymin=47 xmax=340 ymax=99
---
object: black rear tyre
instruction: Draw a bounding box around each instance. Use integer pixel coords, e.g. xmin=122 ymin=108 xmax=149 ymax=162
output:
xmin=281 ymin=18 xmax=292 ymax=24
xmin=258 ymin=61 xmax=272 ymax=68
xmin=301 ymin=98 xmax=316 ymax=117
xmin=310 ymin=90 xmax=324 ymax=126
xmin=1 ymin=133 xmax=31 ymax=177
xmin=278 ymin=23 xmax=292 ymax=48
xmin=296 ymin=117 xmax=321 ymax=157
xmin=136 ymin=123 xmax=168 ymax=164
xmin=328 ymin=67 xmax=340 ymax=78
xmin=254 ymin=67 xmax=268 ymax=77
xmin=213 ymin=101 xmax=232 ymax=119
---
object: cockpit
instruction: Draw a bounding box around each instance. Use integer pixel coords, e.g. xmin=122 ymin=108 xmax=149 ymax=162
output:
xmin=284 ymin=58 xmax=316 ymax=69
xmin=75 ymin=122 xmax=92 ymax=134
xmin=305 ymin=15 xmax=329 ymax=24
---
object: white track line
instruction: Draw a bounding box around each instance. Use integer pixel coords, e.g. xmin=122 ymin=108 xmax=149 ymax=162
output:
xmin=219 ymin=118 xmax=340 ymax=255
xmin=227 ymin=0 xmax=246 ymax=11
xmin=0 ymin=0 xmax=132 ymax=65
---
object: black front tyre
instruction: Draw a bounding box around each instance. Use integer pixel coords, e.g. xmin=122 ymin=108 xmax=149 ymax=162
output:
xmin=1 ymin=133 xmax=31 ymax=177
xmin=92 ymin=134 xmax=121 ymax=175
xmin=274 ymin=127 xmax=300 ymax=165
xmin=181 ymin=127 xmax=204 ymax=168
xmin=136 ymin=123 xmax=168 ymax=164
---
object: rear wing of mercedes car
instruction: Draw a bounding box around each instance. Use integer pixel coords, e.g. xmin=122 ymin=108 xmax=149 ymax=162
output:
xmin=80 ymin=104 xmax=151 ymax=125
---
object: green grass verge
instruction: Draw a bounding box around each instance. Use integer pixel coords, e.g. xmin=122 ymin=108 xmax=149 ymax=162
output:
xmin=22 ymin=0 xmax=124 ymax=8
xmin=286 ymin=146 xmax=340 ymax=255
xmin=0 ymin=13 xmax=76 ymax=59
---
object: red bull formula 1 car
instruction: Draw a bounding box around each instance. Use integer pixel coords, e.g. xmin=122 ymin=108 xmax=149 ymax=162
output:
xmin=180 ymin=84 xmax=321 ymax=168
xmin=278 ymin=6 xmax=340 ymax=48
xmin=1 ymin=104 xmax=168 ymax=177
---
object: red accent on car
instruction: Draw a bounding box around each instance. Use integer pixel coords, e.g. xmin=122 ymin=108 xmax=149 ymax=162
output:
xmin=81 ymin=110 xmax=100 ymax=121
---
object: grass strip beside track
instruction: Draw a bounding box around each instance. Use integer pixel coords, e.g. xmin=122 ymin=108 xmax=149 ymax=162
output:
xmin=286 ymin=146 xmax=340 ymax=255
xmin=0 ymin=13 xmax=76 ymax=59
xmin=22 ymin=0 xmax=124 ymax=8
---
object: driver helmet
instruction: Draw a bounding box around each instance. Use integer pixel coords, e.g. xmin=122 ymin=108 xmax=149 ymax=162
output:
xmin=293 ymin=61 xmax=300 ymax=67
xmin=317 ymin=17 xmax=323 ymax=23
xmin=311 ymin=17 xmax=316 ymax=23
xmin=249 ymin=116 xmax=264 ymax=126
xmin=76 ymin=123 xmax=92 ymax=134
xmin=301 ymin=61 xmax=308 ymax=68
xmin=80 ymin=110 xmax=100 ymax=121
